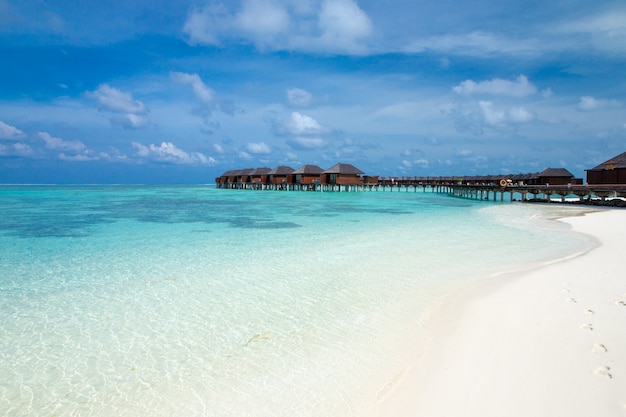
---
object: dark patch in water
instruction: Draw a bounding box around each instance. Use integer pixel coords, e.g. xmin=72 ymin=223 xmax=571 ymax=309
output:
xmin=229 ymin=218 xmax=302 ymax=229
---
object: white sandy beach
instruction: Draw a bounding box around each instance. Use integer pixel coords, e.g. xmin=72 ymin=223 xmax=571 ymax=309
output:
xmin=379 ymin=208 xmax=626 ymax=417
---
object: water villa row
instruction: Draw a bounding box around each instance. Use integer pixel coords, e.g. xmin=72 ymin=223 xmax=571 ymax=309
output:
xmin=215 ymin=152 xmax=626 ymax=204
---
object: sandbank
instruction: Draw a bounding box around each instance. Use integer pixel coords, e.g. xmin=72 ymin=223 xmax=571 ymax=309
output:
xmin=378 ymin=208 xmax=626 ymax=417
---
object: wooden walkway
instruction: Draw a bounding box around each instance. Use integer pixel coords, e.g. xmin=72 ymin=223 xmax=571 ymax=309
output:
xmin=446 ymin=184 xmax=626 ymax=202
xmin=216 ymin=180 xmax=626 ymax=203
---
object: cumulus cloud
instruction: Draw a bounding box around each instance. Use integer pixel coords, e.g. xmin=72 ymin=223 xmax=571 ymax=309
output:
xmin=453 ymin=75 xmax=537 ymax=97
xmin=132 ymin=141 xmax=216 ymax=165
xmin=0 ymin=120 xmax=26 ymax=140
xmin=271 ymin=111 xmax=333 ymax=150
xmin=182 ymin=0 xmax=373 ymax=55
xmin=279 ymin=112 xmax=327 ymax=135
xmin=86 ymin=84 xmax=149 ymax=129
xmin=314 ymin=0 xmax=372 ymax=53
xmin=246 ymin=142 xmax=271 ymax=154
xmin=171 ymin=72 xmax=215 ymax=103
xmin=87 ymin=84 xmax=146 ymax=114
xmin=38 ymin=132 xmax=87 ymax=152
xmin=287 ymin=88 xmax=313 ymax=107
xmin=578 ymin=96 xmax=622 ymax=111
xmin=479 ymin=101 xmax=535 ymax=126
xmin=0 ymin=142 xmax=34 ymax=157
xmin=234 ymin=0 xmax=290 ymax=47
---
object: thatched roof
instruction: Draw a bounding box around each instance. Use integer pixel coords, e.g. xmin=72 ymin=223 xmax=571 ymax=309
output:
xmin=292 ymin=164 xmax=324 ymax=175
xmin=323 ymin=163 xmax=364 ymax=175
xmin=538 ymin=168 xmax=574 ymax=178
xmin=268 ymin=165 xmax=295 ymax=175
xmin=588 ymin=151 xmax=626 ymax=171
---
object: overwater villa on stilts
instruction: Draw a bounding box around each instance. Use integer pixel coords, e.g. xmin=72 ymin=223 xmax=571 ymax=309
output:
xmin=215 ymin=153 xmax=626 ymax=205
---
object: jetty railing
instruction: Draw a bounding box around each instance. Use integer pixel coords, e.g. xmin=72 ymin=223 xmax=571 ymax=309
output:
xmin=215 ymin=177 xmax=626 ymax=203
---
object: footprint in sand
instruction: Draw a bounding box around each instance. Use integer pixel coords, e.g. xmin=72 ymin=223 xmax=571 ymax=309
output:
xmin=584 ymin=309 xmax=595 ymax=315
xmin=594 ymin=366 xmax=612 ymax=379
xmin=615 ymin=300 xmax=626 ymax=307
xmin=567 ymin=297 xmax=577 ymax=304
xmin=591 ymin=344 xmax=608 ymax=353
xmin=580 ymin=323 xmax=594 ymax=331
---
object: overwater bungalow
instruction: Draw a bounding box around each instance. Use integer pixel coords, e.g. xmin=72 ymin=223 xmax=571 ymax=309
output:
xmin=291 ymin=165 xmax=324 ymax=189
xmin=586 ymin=151 xmax=626 ymax=185
xmin=250 ymin=167 xmax=272 ymax=189
xmin=322 ymin=163 xmax=364 ymax=185
xmin=532 ymin=168 xmax=580 ymax=186
xmin=268 ymin=166 xmax=295 ymax=188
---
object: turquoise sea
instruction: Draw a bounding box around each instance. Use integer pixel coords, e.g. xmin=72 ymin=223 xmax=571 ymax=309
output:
xmin=0 ymin=185 xmax=592 ymax=417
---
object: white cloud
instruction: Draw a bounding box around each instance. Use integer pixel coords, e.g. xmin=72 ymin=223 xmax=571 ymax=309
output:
xmin=508 ymin=106 xmax=535 ymax=123
xmin=12 ymin=143 xmax=34 ymax=156
xmin=86 ymin=84 xmax=150 ymax=129
xmin=171 ymin=72 xmax=215 ymax=103
xmin=453 ymin=75 xmax=537 ymax=97
xmin=0 ymin=142 xmax=34 ymax=157
xmin=578 ymin=96 xmax=622 ymax=111
xmin=478 ymin=101 xmax=535 ymax=126
xmin=246 ymin=142 xmax=271 ymax=154
xmin=405 ymin=31 xmax=539 ymax=57
xmin=132 ymin=141 xmax=215 ymax=165
xmin=315 ymin=0 xmax=372 ymax=54
xmin=287 ymin=88 xmax=313 ymax=107
xmin=287 ymin=136 xmax=327 ymax=150
xmin=556 ymin=9 xmax=626 ymax=54
xmin=234 ymin=0 xmax=290 ymax=47
xmin=87 ymin=84 xmax=146 ymax=114
xmin=283 ymin=111 xmax=327 ymax=135
xmin=0 ymin=120 xmax=26 ymax=140
xmin=111 ymin=114 xmax=150 ymax=129
xmin=182 ymin=0 xmax=372 ymax=55
xmin=213 ymin=143 xmax=225 ymax=153
xmin=38 ymin=132 xmax=86 ymax=152
xmin=59 ymin=152 xmax=99 ymax=162
xmin=182 ymin=3 xmax=230 ymax=46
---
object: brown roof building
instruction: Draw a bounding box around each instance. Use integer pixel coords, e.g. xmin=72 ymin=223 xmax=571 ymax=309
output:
xmin=586 ymin=151 xmax=626 ymax=185
xmin=533 ymin=167 xmax=579 ymax=186
xmin=268 ymin=165 xmax=295 ymax=185
xmin=291 ymin=164 xmax=324 ymax=185
xmin=322 ymin=163 xmax=365 ymax=185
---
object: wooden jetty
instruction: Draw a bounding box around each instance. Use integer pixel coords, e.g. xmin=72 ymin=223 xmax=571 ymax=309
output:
xmin=215 ymin=162 xmax=626 ymax=204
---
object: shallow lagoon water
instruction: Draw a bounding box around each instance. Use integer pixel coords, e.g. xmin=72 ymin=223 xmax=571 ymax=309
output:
xmin=0 ymin=185 xmax=591 ymax=416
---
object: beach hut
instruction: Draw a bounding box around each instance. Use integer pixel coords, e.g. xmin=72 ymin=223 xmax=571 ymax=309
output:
xmin=586 ymin=151 xmax=626 ymax=185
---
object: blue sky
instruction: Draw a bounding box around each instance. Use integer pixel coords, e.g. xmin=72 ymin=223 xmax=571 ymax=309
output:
xmin=1 ymin=0 xmax=625 ymax=183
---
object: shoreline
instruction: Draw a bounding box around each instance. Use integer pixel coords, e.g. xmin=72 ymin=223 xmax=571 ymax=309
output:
xmin=378 ymin=208 xmax=626 ymax=417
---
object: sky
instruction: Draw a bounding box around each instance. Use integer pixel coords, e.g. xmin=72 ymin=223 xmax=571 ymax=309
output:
xmin=1 ymin=0 xmax=625 ymax=184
